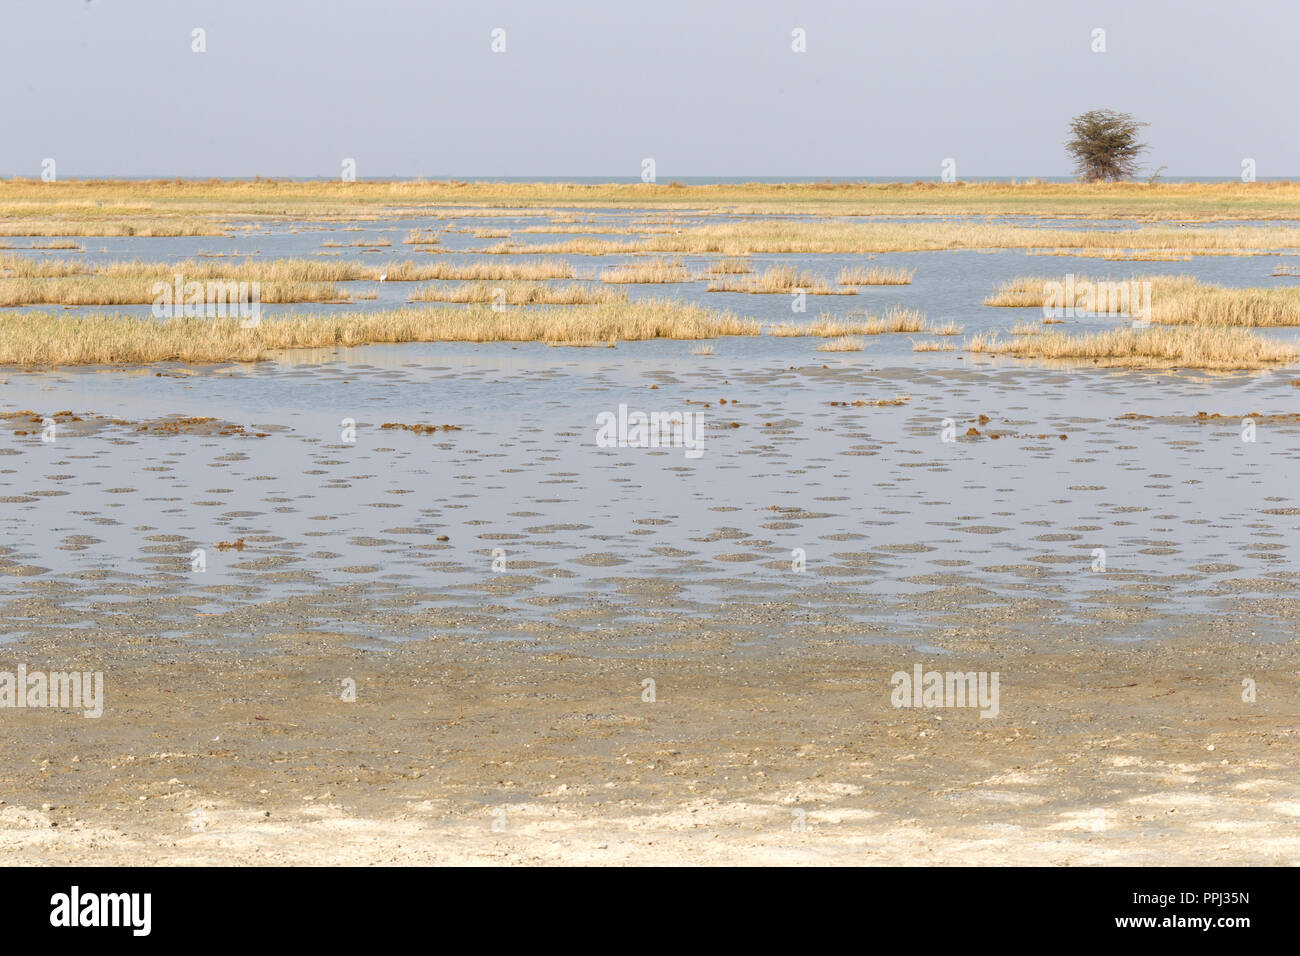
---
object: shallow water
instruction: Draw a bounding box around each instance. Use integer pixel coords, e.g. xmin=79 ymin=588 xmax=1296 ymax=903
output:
xmin=2 ymin=211 xmax=1299 ymax=650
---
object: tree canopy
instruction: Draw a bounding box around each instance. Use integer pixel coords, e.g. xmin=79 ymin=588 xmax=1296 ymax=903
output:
xmin=1066 ymin=110 xmax=1150 ymax=182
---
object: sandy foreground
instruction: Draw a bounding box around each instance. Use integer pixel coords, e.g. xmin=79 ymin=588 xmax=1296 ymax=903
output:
xmin=2 ymin=598 xmax=1296 ymax=866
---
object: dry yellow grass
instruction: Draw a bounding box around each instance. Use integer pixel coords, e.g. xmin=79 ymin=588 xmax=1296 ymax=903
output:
xmin=815 ymin=337 xmax=864 ymax=352
xmin=100 ymin=257 xmax=376 ymax=283
xmin=767 ymin=307 xmax=929 ymax=337
xmin=0 ymin=254 xmax=89 ymax=278
xmin=424 ymin=208 xmax=558 ymax=219
xmin=477 ymin=237 xmax=619 ymax=256
xmin=1007 ymin=321 xmax=1044 ymax=335
xmin=8 ymin=181 xmax=1300 ymax=254
xmin=965 ymin=326 xmax=1297 ymax=369
xmin=0 ymin=300 xmax=760 ymax=366
xmin=837 ymin=266 xmax=915 ymax=285
xmin=1028 ymin=248 xmax=1192 ymax=261
xmin=0 ymin=275 xmax=345 ymax=307
xmin=708 ymin=265 xmax=850 ymax=295
xmin=9 ymin=179 xmax=1300 ymax=222
xmin=984 ymin=274 xmax=1198 ymax=308
xmin=402 ymin=230 xmax=441 ymax=245
xmin=320 ymin=238 xmax=392 ymax=248
xmin=28 ymin=240 xmax=83 ymax=250
xmin=598 ymin=258 xmax=695 ymax=283
xmin=0 ymin=256 xmax=379 ymax=303
xmin=1151 ymin=285 xmax=1300 ymax=327
xmin=984 ymin=274 xmax=1300 ymax=326
xmin=0 ymin=217 xmax=227 ymax=237
xmin=492 ymin=221 xmax=1300 ymax=258
xmin=984 ymin=277 xmax=1056 ymax=307
xmin=516 ymin=224 xmax=638 ymax=235
xmin=388 ymin=258 xmax=575 ymax=280
xmin=407 ymin=281 xmax=622 ymax=305
xmin=0 ymin=255 xmax=579 ymax=284
xmin=912 ymin=339 xmax=956 ymax=351
xmin=705 ymin=258 xmax=753 ymax=275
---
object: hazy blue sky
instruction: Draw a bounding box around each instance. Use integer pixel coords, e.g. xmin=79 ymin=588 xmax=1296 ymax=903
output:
xmin=2 ymin=0 xmax=1294 ymax=179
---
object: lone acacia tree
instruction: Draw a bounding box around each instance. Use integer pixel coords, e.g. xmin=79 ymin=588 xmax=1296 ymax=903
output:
xmin=1066 ymin=110 xmax=1149 ymax=182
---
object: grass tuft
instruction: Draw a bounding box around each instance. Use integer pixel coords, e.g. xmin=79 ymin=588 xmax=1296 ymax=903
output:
xmin=837 ymin=266 xmax=915 ymax=285
xmin=0 ymin=300 xmax=759 ymax=367
xmin=965 ymin=325 xmax=1297 ymax=369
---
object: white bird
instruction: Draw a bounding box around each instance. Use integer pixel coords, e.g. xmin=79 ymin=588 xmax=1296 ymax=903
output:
xmin=379 ymin=273 xmax=387 ymax=283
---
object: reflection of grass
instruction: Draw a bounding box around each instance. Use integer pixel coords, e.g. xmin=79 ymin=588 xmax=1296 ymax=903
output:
xmin=965 ymin=326 xmax=1297 ymax=369
xmin=837 ymin=266 xmax=914 ymax=285
xmin=546 ymin=338 xmax=617 ymax=348
xmin=768 ymin=307 xmax=929 ymax=336
xmin=0 ymin=300 xmax=760 ymax=366
xmin=408 ymin=281 xmax=621 ymax=305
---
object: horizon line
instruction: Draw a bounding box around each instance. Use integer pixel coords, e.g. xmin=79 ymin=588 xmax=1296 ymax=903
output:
xmin=4 ymin=175 xmax=1295 ymax=184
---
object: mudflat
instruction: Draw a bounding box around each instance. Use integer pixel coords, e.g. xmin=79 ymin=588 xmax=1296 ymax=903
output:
xmin=3 ymin=595 xmax=1296 ymax=865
